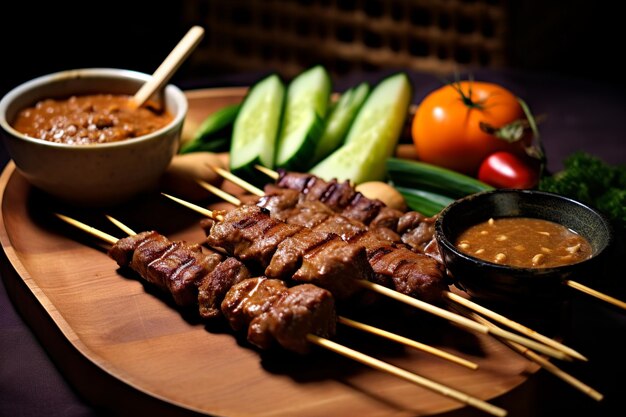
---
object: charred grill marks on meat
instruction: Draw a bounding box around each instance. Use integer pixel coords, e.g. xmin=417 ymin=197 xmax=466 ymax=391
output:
xmin=226 ymin=278 xmax=337 ymax=354
xmin=204 ymin=205 xmax=372 ymax=299
xmin=257 ymin=187 xmax=447 ymax=304
xmin=274 ymin=169 xmax=438 ymax=252
xmin=108 ymin=231 xmax=336 ymax=353
xmin=109 ymin=231 xmax=223 ymax=306
xmin=198 ymin=257 xmax=250 ymax=319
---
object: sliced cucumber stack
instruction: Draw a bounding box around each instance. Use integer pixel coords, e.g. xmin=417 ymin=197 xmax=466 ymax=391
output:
xmin=274 ymin=65 xmax=332 ymax=171
xmin=229 ymin=74 xmax=285 ymax=178
xmin=311 ymin=82 xmax=370 ymax=165
xmin=310 ymin=73 xmax=412 ymax=184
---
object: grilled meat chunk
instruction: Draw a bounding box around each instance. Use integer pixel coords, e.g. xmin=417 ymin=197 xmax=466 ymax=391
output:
xmin=260 ymin=190 xmax=401 ymax=245
xmin=198 ymin=257 xmax=250 ymax=319
xmin=368 ymin=247 xmax=445 ymax=304
xmin=108 ymin=230 xmax=159 ymax=267
xmin=222 ymin=277 xmax=336 ymax=354
xmin=221 ymin=277 xmax=288 ymax=331
xmin=249 ymin=284 xmax=336 ymax=354
xmin=274 ymin=170 xmax=439 ymax=251
xmin=258 ymin=191 xmax=447 ymax=303
xmin=108 ymin=231 xmax=222 ymax=306
xmin=206 ymin=205 xmax=370 ymax=299
xmin=205 ymin=205 xmax=302 ymax=270
xmin=397 ymin=211 xmax=438 ymax=252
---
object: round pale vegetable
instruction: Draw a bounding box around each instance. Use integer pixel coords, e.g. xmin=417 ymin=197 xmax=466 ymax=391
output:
xmin=355 ymin=181 xmax=407 ymax=211
xmin=160 ymin=152 xmax=227 ymax=201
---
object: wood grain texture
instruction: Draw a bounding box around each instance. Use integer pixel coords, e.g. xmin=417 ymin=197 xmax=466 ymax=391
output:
xmin=0 ymin=88 xmax=541 ymax=417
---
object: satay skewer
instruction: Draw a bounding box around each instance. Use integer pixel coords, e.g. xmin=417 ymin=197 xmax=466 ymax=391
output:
xmin=252 ymin=165 xmax=626 ymax=313
xmin=105 ymin=213 xmax=477 ymax=370
xmin=196 ymin=173 xmax=588 ymax=361
xmin=450 ymin=304 xmax=603 ymax=402
xmin=161 ymin=192 xmax=571 ymax=362
xmin=209 ymin=168 xmax=588 ymax=361
xmin=54 ymin=213 xmax=505 ymax=417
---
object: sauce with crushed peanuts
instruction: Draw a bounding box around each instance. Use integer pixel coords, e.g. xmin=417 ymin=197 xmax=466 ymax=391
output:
xmin=455 ymin=217 xmax=592 ymax=268
xmin=12 ymin=94 xmax=172 ymax=145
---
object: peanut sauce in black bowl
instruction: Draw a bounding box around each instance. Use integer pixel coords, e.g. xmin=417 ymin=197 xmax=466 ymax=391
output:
xmin=434 ymin=189 xmax=613 ymax=305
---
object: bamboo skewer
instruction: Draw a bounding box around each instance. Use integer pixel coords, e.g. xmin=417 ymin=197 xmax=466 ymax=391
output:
xmin=445 ymin=292 xmax=587 ymax=362
xmin=308 ymin=335 xmax=506 ymax=417
xmin=55 ymin=213 xmax=504 ymax=416
xmin=255 ymin=164 xmax=280 ymax=180
xmin=451 ymin=305 xmax=603 ymax=402
xmin=163 ymin=187 xmax=570 ymax=362
xmin=55 ymin=214 xmax=118 ymax=245
xmin=253 ymin=165 xmax=626 ymax=313
xmin=565 ymin=280 xmax=626 ymax=311
xmin=214 ymin=166 xmax=265 ymax=196
xmin=336 ymin=317 xmax=478 ymax=370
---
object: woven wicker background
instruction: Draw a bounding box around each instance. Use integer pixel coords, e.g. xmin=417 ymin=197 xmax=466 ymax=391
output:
xmin=183 ymin=0 xmax=509 ymax=78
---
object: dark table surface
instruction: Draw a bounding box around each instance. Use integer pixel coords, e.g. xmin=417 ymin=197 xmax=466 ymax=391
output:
xmin=1 ymin=68 xmax=625 ymax=417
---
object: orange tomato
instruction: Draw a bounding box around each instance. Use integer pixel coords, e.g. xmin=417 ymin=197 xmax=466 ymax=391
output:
xmin=411 ymin=81 xmax=529 ymax=175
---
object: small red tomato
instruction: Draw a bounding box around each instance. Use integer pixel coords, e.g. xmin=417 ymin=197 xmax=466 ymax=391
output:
xmin=478 ymin=151 xmax=540 ymax=189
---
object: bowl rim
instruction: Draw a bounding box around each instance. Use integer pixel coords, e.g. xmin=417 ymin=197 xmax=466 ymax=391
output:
xmin=0 ymin=67 xmax=188 ymax=150
xmin=434 ymin=188 xmax=614 ymax=274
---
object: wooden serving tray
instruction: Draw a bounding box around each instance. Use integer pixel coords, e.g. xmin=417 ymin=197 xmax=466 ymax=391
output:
xmin=0 ymin=88 xmax=540 ymax=417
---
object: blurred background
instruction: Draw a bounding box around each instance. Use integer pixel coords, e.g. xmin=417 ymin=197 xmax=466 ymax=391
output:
xmin=1 ymin=0 xmax=623 ymax=96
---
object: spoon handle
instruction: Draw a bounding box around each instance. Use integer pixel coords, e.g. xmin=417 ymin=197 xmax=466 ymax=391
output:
xmin=133 ymin=25 xmax=204 ymax=108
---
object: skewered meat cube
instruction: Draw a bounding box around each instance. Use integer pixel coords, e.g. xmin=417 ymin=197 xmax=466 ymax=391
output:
xmin=108 ymin=231 xmax=222 ymax=306
xmin=205 ymin=205 xmax=372 ymax=299
xmin=221 ymin=277 xmax=288 ymax=331
xmin=198 ymin=257 xmax=251 ymax=319
xmin=108 ymin=231 xmax=338 ymax=354
xmin=257 ymin=189 xmax=447 ymax=304
xmin=223 ymin=278 xmax=337 ymax=354
xmin=273 ymin=170 xmax=438 ymax=252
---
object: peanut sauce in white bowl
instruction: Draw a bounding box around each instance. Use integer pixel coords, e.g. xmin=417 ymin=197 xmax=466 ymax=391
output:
xmin=12 ymin=94 xmax=172 ymax=145
xmin=0 ymin=68 xmax=187 ymax=206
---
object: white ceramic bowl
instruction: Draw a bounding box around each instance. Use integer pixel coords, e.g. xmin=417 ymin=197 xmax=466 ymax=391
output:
xmin=0 ymin=68 xmax=187 ymax=206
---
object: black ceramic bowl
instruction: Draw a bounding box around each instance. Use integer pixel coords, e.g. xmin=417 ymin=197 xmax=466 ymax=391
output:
xmin=435 ymin=189 xmax=613 ymax=304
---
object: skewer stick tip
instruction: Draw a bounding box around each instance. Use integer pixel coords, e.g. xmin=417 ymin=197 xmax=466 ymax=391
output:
xmin=445 ymin=292 xmax=588 ymax=362
xmin=254 ymin=164 xmax=279 ymax=180
xmin=565 ymin=280 xmax=626 ymax=311
xmin=195 ymin=179 xmax=242 ymax=206
xmin=54 ymin=213 xmax=119 ymax=245
xmin=105 ymin=215 xmax=137 ymax=236
xmin=212 ymin=166 xmax=265 ymax=196
xmin=161 ymin=193 xmax=223 ymax=221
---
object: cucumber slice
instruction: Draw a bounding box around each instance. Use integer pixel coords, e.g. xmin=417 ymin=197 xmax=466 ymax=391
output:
xmin=274 ymin=65 xmax=332 ymax=170
xmin=312 ymin=82 xmax=370 ymax=164
xmin=179 ymin=103 xmax=240 ymax=154
xmin=309 ymin=140 xmax=382 ymax=183
xmin=309 ymin=73 xmax=412 ymax=184
xmin=230 ymin=74 xmax=285 ymax=177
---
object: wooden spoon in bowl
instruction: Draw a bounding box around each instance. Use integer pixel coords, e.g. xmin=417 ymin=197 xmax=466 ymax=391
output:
xmin=133 ymin=25 xmax=205 ymax=109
